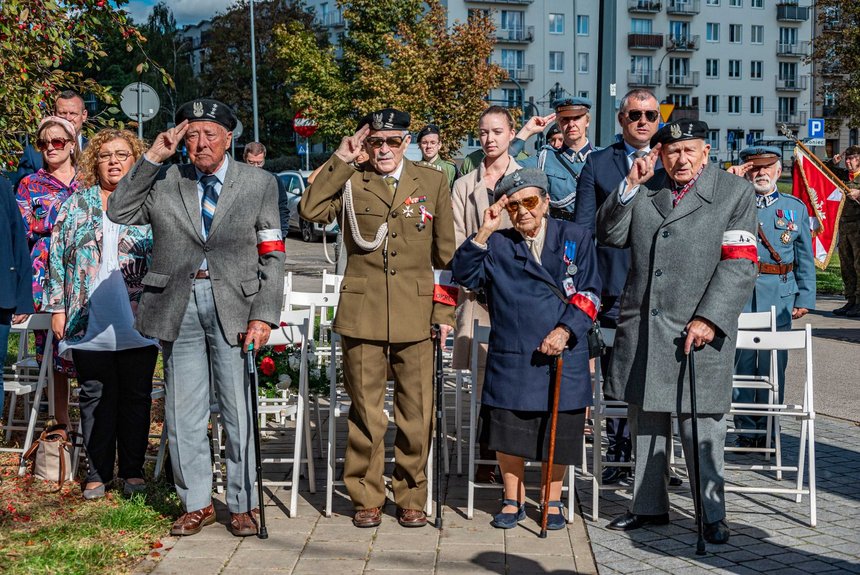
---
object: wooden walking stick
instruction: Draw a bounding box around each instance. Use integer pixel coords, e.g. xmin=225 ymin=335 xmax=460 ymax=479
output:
xmin=540 ymin=354 xmax=564 ymax=538
xmin=688 ymin=347 xmax=706 ymax=555
xmin=245 ymin=342 xmax=269 ymax=539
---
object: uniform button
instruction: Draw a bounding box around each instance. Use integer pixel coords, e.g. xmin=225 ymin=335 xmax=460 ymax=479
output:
xmin=204 ymin=245 xmax=211 ymax=252
xmin=391 ymin=232 xmax=398 ymax=238
xmin=655 ymin=269 xmax=662 ymax=277
xmin=651 ymin=308 xmax=659 ymax=316
xmin=189 ymin=273 xmax=195 ymax=279
xmin=391 ymin=211 xmax=398 ymax=218
xmin=391 ymin=251 xmax=397 ymax=257
xmin=365 ymin=207 xmax=371 ymax=212
xmin=662 ymin=230 xmax=670 ymax=238
xmin=390 ymin=269 xmax=397 ymax=275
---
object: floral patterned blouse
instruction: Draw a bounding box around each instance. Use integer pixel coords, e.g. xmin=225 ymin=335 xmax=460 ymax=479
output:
xmin=46 ymin=185 xmax=153 ymax=347
xmin=16 ymin=169 xmax=79 ymax=310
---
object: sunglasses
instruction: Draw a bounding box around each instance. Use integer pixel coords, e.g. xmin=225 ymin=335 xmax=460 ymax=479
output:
xmin=625 ymin=110 xmax=660 ymax=123
xmin=36 ymin=138 xmax=72 ymax=151
xmin=97 ymin=150 xmax=133 ymax=163
xmin=365 ymin=136 xmax=405 ymax=149
xmin=504 ymin=195 xmax=542 ymax=215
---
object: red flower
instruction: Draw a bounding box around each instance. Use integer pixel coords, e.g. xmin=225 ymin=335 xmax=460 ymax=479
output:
xmin=273 ymin=345 xmax=287 ymax=353
xmin=260 ymin=356 xmax=276 ymax=376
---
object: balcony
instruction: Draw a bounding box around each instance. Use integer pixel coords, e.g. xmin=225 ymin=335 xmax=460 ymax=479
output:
xmin=628 ymin=33 xmax=664 ymax=49
xmin=465 ymin=0 xmax=534 ymax=4
xmin=671 ymin=106 xmax=700 ymax=122
xmin=775 ymin=75 xmax=809 ymax=91
xmin=777 ymin=2 xmax=809 ymax=22
xmin=776 ymin=40 xmax=809 ymax=57
xmin=501 ymin=65 xmax=535 ymax=83
xmin=320 ymin=11 xmax=344 ymax=28
xmin=627 ymin=69 xmax=661 ymax=87
xmin=666 ymin=71 xmax=700 ymax=88
xmin=666 ymin=0 xmax=700 ymax=15
xmin=666 ymin=34 xmax=700 ymax=51
xmin=628 ymin=0 xmax=662 ymax=14
xmin=496 ymin=26 xmax=535 ymax=43
xmin=775 ymin=111 xmax=807 ymax=126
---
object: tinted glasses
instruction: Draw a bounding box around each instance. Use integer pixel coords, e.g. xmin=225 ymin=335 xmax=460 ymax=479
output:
xmin=36 ymin=138 xmax=72 ymax=151
xmin=365 ymin=136 xmax=405 ymax=149
xmin=504 ymin=195 xmax=541 ymax=216
xmin=625 ymin=110 xmax=660 ymax=123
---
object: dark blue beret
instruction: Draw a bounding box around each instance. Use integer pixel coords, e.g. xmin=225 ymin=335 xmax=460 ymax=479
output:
xmin=175 ymin=99 xmax=238 ymax=131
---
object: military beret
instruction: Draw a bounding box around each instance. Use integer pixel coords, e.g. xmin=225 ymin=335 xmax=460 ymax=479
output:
xmin=495 ymin=168 xmax=548 ymax=198
xmin=552 ymin=96 xmax=592 ymax=118
xmin=367 ymin=108 xmax=410 ymax=131
xmin=416 ymin=124 xmax=440 ymax=142
xmin=175 ymin=98 xmax=238 ymax=131
xmin=739 ymin=146 xmax=782 ymax=166
xmin=650 ymin=120 xmax=709 ymax=147
xmin=546 ymin=123 xmax=561 ymax=138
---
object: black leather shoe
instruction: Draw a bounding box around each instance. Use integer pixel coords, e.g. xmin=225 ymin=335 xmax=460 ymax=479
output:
xmin=704 ymin=519 xmax=730 ymax=544
xmin=607 ymin=511 xmax=670 ymax=531
xmin=601 ymin=467 xmax=630 ymax=485
xmin=669 ymin=475 xmax=683 ymax=487
xmin=833 ymin=301 xmax=855 ymax=316
xmin=846 ymin=304 xmax=860 ymax=318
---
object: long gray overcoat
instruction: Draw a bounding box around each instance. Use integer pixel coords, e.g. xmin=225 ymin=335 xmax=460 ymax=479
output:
xmin=596 ymin=163 xmax=757 ymax=413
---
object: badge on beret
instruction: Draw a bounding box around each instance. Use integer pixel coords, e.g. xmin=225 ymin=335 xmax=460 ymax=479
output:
xmin=193 ymin=101 xmax=204 ymax=118
xmin=670 ymin=123 xmax=682 ymax=139
xmin=372 ymin=113 xmax=384 ymax=130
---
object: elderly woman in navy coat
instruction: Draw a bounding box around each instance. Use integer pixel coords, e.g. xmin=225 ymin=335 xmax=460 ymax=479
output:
xmin=452 ymin=168 xmax=600 ymax=530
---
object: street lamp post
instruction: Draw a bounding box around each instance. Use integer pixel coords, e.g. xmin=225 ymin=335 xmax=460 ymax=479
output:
xmin=249 ymin=0 xmax=260 ymax=142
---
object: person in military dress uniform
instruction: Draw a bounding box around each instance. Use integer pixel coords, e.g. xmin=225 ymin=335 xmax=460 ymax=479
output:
xmin=509 ymin=97 xmax=598 ymax=223
xmin=416 ymin=124 xmax=459 ymax=190
xmin=825 ymin=146 xmax=860 ymax=317
xmin=300 ymin=108 xmax=456 ymax=529
xmin=728 ymin=146 xmax=815 ymax=447
xmin=546 ymin=123 xmax=563 ymax=150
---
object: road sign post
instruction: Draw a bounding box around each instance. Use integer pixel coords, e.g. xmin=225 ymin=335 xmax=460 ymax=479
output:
xmin=120 ymin=82 xmax=160 ymax=140
xmin=294 ymin=110 xmax=318 ymax=172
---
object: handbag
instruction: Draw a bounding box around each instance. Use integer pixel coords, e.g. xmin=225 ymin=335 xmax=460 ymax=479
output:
xmin=545 ymin=282 xmax=606 ymax=359
xmin=23 ymin=425 xmax=78 ymax=489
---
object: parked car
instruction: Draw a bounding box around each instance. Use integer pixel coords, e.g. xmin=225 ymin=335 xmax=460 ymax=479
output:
xmin=277 ymin=170 xmax=338 ymax=242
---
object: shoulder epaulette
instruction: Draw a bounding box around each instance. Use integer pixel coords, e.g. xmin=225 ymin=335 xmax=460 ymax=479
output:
xmin=414 ymin=160 xmax=443 ymax=172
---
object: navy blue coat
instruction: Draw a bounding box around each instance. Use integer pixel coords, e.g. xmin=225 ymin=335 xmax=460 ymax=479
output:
xmin=576 ymin=142 xmax=634 ymax=299
xmin=1 ymin=174 xmax=34 ymax=313
xmin=12 ymin=144 xmax=42 ymax=192
xmin=451 ymin=217 xmax=600 ymax=412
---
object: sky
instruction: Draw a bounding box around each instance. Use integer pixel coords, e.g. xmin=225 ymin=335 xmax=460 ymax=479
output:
xmin=125 ymin=0 xmax=236 ymax=27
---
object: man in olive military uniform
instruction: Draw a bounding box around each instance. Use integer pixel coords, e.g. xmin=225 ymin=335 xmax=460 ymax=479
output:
xmin=416 ymin=124 xmax=459 ymax=189
xmin=509 ymin=97 xmax=598 ymax=223
xmin=825 ymin=146 xmax=860 ymax=317
xmin=300 ymin=108 xmax=456 ymax=529
xmin=729 ymin=147 xmax=816 ymax=447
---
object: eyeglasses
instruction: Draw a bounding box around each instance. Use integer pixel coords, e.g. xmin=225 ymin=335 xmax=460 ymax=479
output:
xmin=36 ymin=138 xmax=72 ymax=151
xmin=365 ymin=136 xmax=405 ymax=149
xmin=625 ymin=110 xmax=660 ymax=123
xmin=504 ymin=195 xmax=542 ymax=215
xmin=97 ymin=150 xmax=133 ymax=163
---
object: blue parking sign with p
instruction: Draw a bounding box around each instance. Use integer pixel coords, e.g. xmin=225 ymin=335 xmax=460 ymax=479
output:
xmin=808 ymin=118 xmax=825 ymax=139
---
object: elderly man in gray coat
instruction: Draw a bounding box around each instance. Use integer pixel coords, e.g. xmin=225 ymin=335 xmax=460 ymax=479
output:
xmin=596 ymin=121 xmax=757 ymax=545
xmin=108 ymin=99 xmax=285 ymax=538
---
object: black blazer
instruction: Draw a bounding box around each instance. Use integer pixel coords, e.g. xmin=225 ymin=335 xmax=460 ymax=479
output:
xmin=0 ymin=174 xmax=34 ymax=313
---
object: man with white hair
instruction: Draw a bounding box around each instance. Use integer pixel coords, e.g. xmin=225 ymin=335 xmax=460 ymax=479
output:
xmin=728 ymin=146 xmax=815 ymax=448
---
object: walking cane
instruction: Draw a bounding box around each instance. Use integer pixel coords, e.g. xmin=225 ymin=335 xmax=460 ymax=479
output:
xmin=688 ymin=346 xmax=706 ymax=555
xmin=432 ymin=324 xmax=444 ymax=529
xmin=540 ymin=354 xmax=564 ymax=538
xmin=244 ymin=342 xmax=269 ymax=539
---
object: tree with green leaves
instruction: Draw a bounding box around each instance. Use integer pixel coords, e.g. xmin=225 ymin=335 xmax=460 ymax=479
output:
xmin=273 ymin=0 xmax=505 ymax=155
xmin=811 ymin=1 xmax=860 ymax=129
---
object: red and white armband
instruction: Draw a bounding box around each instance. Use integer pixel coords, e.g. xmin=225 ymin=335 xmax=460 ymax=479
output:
xmin=571 ymin=290 xmax=600 ymax=322
xmin=257 ymin=229 xmax=285 ymax=255
xmin=720 ymin=230 xmax=757 ymax=263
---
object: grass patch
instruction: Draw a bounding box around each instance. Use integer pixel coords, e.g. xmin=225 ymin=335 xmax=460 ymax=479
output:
xmin=817 ymin=252 xmax=845 ymax=295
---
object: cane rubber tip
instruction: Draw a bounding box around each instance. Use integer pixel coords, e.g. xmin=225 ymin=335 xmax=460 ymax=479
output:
xmin=539 ymin=530 xmax=547 ymax=539
xmin=696 ymin=542 xmax=706 ymax=555
xmin=258 ymin=530 xmax=269 ymax=540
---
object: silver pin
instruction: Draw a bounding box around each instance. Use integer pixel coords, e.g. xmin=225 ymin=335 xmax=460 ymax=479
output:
xmin=567 ymin=264 xmax=578 ymax=276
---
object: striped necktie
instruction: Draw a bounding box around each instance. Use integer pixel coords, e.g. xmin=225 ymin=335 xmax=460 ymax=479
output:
xmin=200 ymin=174 xmax=219 ymax=235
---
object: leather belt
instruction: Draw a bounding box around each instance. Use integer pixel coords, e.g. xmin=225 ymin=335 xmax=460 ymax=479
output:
xmin=195 ymin=269 xmax=210 ymax=279
xmin=758 ymin=262 xmax=793 ymax=275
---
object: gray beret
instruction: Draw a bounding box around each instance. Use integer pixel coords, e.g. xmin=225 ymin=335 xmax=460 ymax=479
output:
xmin=495 ymin=168 xmax=548 ymax=198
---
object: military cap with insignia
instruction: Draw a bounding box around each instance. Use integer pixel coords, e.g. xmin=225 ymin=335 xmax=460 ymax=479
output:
xmin=495 ymin=168 xmax=549 ymax=198
xmin=175 ymin=98 xmax=238 ymax=131
xmin=546 ymin=123 xmax=561 ymax=138
xmin=416 ymin=124 xmax=441 ymax=142
xmin=366 ymin=108 xmax=411 ymax=131
xmin=552 ymin=96 xmax=592 ymax=118
xmin=650 ymin=120 xmax=709 ymax=147
xmin=739 ymin=146 xmax=782 ymax=166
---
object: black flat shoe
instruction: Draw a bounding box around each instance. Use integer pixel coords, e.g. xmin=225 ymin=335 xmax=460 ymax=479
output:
xmin=669 ymin=475 xmax=683 ymax=487
xmin=704 ymin=519 xmax=730 ymax=544
xmin=601 ymin=467 xmax=630 ymax=485
xmin=607 ymin=511 xmax=670 ymax=531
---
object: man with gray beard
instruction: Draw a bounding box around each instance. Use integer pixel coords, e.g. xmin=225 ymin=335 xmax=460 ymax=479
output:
xmin=728 ymin=146 xmax=815 ymax=447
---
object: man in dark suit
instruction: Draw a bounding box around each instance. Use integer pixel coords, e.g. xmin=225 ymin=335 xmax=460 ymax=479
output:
xmin=13 ymin=90 xmax=89 ymax=191
xmin=576 ymin=89 xmax=661 ymax=484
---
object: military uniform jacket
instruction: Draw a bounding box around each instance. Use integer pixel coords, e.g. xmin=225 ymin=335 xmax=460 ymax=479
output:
xmin=596 ymin=164 xmax=758 ymax=413
xmin=300 ymin=156 xmax=456 ymax=343
xmin=106 ymin=158 xmax=285 ymax=342
xmin=747 ymin=192 xmax=816 ymax=328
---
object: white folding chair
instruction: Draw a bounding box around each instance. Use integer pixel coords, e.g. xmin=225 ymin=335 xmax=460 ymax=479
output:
xmin=725 ymin=324 xmax=817 ymax=526
xmin=465 ymin=320 xmax=576 ymax=523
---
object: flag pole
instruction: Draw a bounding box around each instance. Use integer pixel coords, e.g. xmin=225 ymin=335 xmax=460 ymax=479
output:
xmin=781 ymin=123 xmax=850 ymax=193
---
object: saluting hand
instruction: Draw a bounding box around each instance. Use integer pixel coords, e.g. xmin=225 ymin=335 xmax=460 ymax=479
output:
xmin=145 ymin=120 xmax=189 ymax=164
xmin=727 ymin=161 xmax=754 ymax=177
xmin=517 ymin=113 xmax=557 ymax=139
xmin=626 ymin=144 xmax=661 ymax=189
xmin=832 ymin=153 xmax=843 ymax=165
xmin=474 ymin=196 xmax=509 ymax=244
xmin=334 ymin=124 xmax=370 ymax=164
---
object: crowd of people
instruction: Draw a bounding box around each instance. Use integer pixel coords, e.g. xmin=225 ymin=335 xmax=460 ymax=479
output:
xmin=2 ymin=83 xmax=848 ymax=544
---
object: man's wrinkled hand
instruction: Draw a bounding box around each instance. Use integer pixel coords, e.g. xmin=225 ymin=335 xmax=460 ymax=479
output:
xmin=538 ymin=326 xmax=569 ymax=356
xmin=334 ymin=125 xmax=370 ymax=163
xmin=626 ymin=144 xmax=661 ymax=189
xmin=243 ymin=320 xmax=271 ymax=352
xmin=727 ymin=161 xmax=754 ymax=177
xmin=145 ymin=120 xmax=188 ymax=164
xmin=792 ymin=307 xmax=809 ymax=320
xmin=12 ymin=314 xmax=29 ymax=325
xmin=684 ymin=317 xmax=716 ymax=354
xmin=432 ymin=324 xmax=454 ymax=351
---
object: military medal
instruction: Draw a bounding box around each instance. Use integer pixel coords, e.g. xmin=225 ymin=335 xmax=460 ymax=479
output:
xmin=777 ymin=218 xmax=786 ymax=227
xmin=402 ymin=206 xmax=414 ymax=218
xmin=563 ymin=240 xmax=578 ymax=276
xmin=417 ymin=205 xmax=433 ymax=231
xmin=567 ymin=264 xmax=578 ymax=276
xmin=781 ymin=230 xmax=791 ymax=244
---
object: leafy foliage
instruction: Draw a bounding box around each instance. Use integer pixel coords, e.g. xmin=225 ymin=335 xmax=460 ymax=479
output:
xmin=811 ymin=1 xmax=860 ymax=127
xmin=273 ymin=0 xmax=505 ymax=155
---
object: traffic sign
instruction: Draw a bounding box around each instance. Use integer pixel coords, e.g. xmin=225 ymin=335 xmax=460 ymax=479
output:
xmin=120 ymin=82 xmax=160 ymax=122
xmin=297 ymin=144 xmax=306 ymax=155
xmin=806 ymin=138 xmax=825 ymax=147
xmin=233 ymin=120 xmax=243 ymax=140
xmin=659 ymin=103 xmax=675 ymax=123
xmin=727 ymin=131 xmax=735 ymax=144
xmin=294 ymin=109 xmax=318 ymax=138
xmin=808 ymin=118 xmax=825 ymax=139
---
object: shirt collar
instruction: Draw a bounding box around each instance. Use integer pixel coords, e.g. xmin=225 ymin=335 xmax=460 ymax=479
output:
xmin=756 ymin=188 xmax=779 ymax=208
xmin=380 ymin=160 xmax=405 ymax=182
xmin=520 ymin=216 xmax=547 ymax=243
xmin=624 ymin=141 xmax=650 ymax=157
xmin=561 ymin=140 xmax=592 ymax=163
xmin=195 ymin=155 xmax=230 ymax=184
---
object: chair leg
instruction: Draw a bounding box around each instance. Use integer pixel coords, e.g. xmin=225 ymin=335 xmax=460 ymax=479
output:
xmin=795 ymin=419 xmax=807 ymax=504
xmin=325 ymin=383 xmax=337 ymax=517
xmin=455 ymin=371 xmax=463 ymax=476
xmin=807 ymin=419 xmax=817 ymax=527
xmin=154 ymin=423 xmax=169 ymax=479
xmin=467 ymin=391 xmax=476 ymax=520
xmin=303 ymin=389 xmax=316 ymax=493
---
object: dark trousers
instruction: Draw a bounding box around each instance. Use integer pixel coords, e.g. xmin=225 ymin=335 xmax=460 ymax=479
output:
xmin=0 ymin=308 xmax=12 ymax=417
xmin=73 ymin=346 xmax=158 ymax=484
xmin=599 ymin=296 xmax=631 ymax=463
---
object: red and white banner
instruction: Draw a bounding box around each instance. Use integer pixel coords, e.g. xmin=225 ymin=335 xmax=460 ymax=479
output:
xmin=792 ymin=145 xmax=847 ymax=269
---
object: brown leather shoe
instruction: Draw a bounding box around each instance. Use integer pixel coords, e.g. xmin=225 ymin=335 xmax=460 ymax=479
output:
xmin=353 ymin=507 xmax=382 ymax=528
xmin=170 ymin=503 xmax=216 ymax=536
xmin=229 ymin=510 xmax=259 ymax=537
xmin=397 ymin=508 xmax=428 ymax=528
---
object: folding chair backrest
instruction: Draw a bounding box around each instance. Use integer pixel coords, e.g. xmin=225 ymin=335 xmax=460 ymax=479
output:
xmin=738 ymin=305 xmax=777 ymax=331
xmin=269 ymin=310 xmax=311 ymax=348
xmin=735 ymin=327 xmax=807 ymax=352
xmin=321 ymin=270 xmax=343 ymax=293
xmin=10 ymin=314 xmax=54 ymax=372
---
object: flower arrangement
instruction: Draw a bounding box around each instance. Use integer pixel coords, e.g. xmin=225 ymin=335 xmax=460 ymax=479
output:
xmin=256 ymin=341 xmax=337 ymax=397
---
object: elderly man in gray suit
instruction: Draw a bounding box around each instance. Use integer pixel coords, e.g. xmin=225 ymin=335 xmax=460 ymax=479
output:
xmin=597 ymin=121 xmax=757 ymax=545
xmin=108 ymin=99 xmax=285 ymax=538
